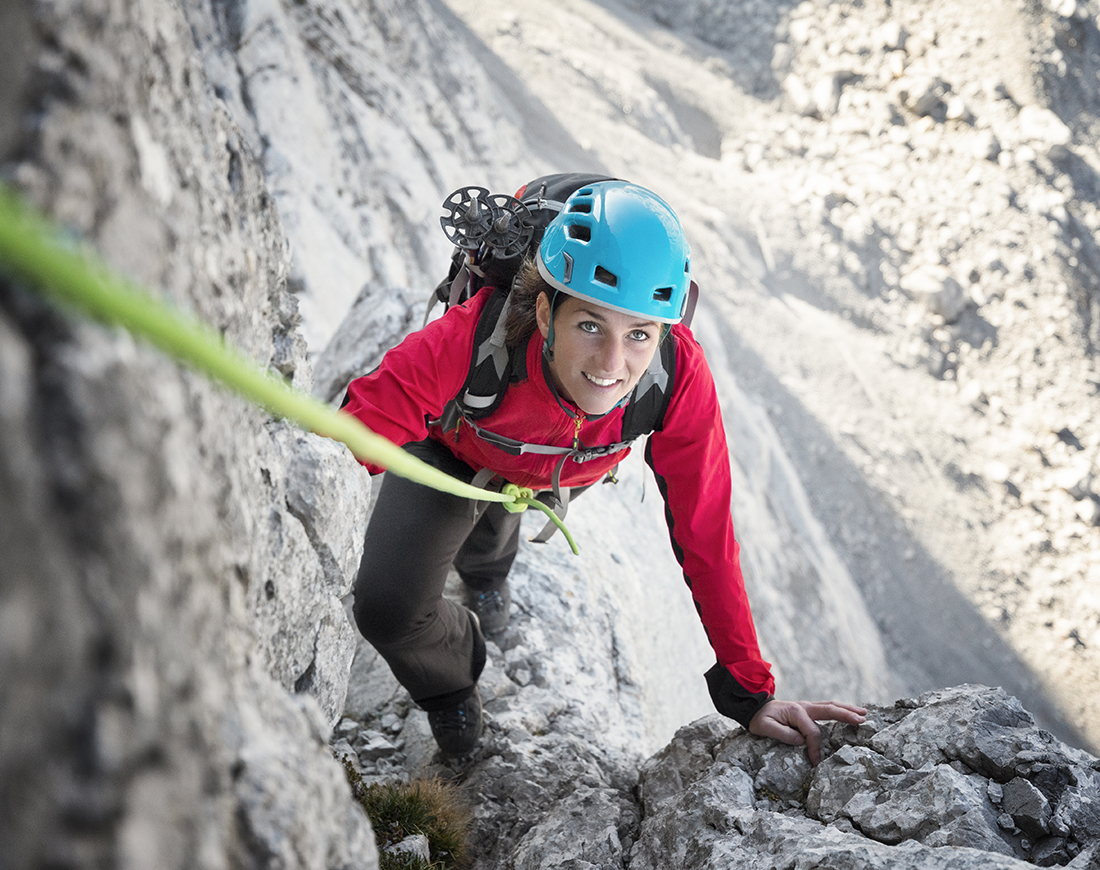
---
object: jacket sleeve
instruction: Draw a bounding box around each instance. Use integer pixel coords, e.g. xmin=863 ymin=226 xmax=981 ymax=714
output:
xmin=645 ymin=327 xmax=775 ymax=729
xmin=339 ymin=293 xmax=484 ymax=474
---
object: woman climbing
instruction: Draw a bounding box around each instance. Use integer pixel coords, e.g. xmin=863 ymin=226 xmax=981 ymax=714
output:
xmin=342 ymin=177 xmax=866 ymax=759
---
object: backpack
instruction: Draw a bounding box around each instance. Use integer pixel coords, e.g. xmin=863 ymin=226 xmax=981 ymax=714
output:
xmin=427 ymin=173 xmax=696 ymax=537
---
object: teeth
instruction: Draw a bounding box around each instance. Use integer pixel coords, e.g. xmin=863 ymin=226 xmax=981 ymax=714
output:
xmin=584 ymin=373 xmax=617 ymax=387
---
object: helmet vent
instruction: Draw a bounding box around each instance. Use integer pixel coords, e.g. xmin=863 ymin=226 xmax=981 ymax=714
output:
xmin=594 ymin=266 xmax=618 ymax=287
xmin=567 ymin=224 xmax=591 ymax=241
xmin=568 ymin=201 xmax=592 ymax=213
xmin=653 ymin=286 xmax=673 ymax=302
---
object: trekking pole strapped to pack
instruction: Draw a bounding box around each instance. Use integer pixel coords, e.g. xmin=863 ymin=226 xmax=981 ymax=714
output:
xmin=427 ymin=173 xmax=615 ymax=325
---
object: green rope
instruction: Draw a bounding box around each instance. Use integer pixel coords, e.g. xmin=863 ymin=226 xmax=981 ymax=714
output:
xmin=501 ymin=484 xmax=579 ymax=555
xmin=0 ymin=186 xmax=531 ymax=510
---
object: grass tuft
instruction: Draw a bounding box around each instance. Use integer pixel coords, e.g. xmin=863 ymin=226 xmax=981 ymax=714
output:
xmin=339 ymin=756 xmax=472 ymax=870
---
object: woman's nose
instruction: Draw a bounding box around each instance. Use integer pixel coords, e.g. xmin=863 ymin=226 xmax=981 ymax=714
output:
xmin=597 ymin=337 xmax=624 ymax=372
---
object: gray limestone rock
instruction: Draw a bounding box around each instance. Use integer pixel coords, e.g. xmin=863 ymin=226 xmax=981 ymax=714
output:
xmin=386 ymin=833 xmax=431 ymax=863
xmin=1 ymin=0 xmax=375 ymax=865
xmin=753 ymin=745 xmax=813 ymax=804
xmin=899 ymin=264 xmax=968 ymax=322
xmin=638 ymin=715 xmax=739 ymax=813
xmin=184 ymin=0 xmax=586 ymax=357
xmin=628 ymin=687 xmax=1100 ymax=870
xmin=510 ymin=786 xmax=630 ymax=870
xmin=346 ymin=630 xmax=1100 ymax=869
xmin=1003 ymin=775 xmax=1054 ymax=838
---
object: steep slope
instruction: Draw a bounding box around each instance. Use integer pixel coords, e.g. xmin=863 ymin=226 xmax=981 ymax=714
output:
xmin=6 ymin=0 xmax=1100 ymax=867
xmin=184 ymin=0 xmax=596 ymax=358
xmin=439 ymin=0 xmax=1100 ymax=752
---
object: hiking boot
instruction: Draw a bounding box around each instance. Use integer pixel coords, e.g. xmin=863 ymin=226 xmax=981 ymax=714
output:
xmin=465 ymin=582 xmax=511 ymax=636
xmin=427 ymin=686 xmax=483 ymax=757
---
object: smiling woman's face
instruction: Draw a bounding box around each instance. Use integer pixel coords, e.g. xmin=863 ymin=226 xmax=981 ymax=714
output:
xmin=535 ymin=293 xmax=662 ymax=417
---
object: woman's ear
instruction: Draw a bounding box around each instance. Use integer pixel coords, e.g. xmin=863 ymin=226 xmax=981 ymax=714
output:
xmin=535 ymin=291 xmax=552 ymax=340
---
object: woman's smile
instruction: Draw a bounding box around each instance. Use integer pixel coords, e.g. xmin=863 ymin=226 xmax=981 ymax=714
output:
xmin=583 ymin=372 xmax=620 ymax=388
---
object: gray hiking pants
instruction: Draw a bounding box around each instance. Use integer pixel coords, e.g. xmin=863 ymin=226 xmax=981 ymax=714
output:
xmin=352 ymin=439 xmax=536 ymax=712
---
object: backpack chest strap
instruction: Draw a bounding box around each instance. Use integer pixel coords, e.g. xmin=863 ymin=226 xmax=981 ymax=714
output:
xmin=461 ymin=415 xmax=635 ymax=464
xmin=455 ymin=414 xmax=636 ymax=544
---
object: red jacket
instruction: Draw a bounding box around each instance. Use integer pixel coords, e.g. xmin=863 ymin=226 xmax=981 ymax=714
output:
xmin=343 ymin=287 xmax=776 ymax=726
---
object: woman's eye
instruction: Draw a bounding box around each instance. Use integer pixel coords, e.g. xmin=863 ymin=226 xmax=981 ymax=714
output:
xmin=579 ymin=321 xmax=599 ymax=333
xmin=630 ymin=329 xmax=652 ymax=342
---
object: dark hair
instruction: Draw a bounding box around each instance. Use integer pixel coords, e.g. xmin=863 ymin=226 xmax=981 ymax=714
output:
xmin=505 ymin=257 xmax=558 ymax=347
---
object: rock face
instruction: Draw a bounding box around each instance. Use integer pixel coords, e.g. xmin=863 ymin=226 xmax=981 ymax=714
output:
xmin=184 ymin=0 xmax=594 ymax=367
xmin=336 ymin=542 xmax=655 ymax=869
xmin=344 ymin=604 xmax=1100 ymax=868
xmin=630 ymin=686 xmax=1100 ymax=870
xmin=1 ymin=0 xmax=374 ymax=866
xmin=0 ymin=0 xmax=602 ymax=866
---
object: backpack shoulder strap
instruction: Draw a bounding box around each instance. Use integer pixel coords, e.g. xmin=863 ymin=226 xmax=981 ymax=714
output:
xmin=620 ymin=331 xmax=677 ymax=440
xmin=436 ymin=286 xmax=528 ymax=431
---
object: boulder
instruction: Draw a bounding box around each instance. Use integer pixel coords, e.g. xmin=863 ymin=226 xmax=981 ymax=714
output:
xmin=899 ymin=264 xmax=968 ymax=322
xmin=631 ymin=687 xmax=1100 ymax=869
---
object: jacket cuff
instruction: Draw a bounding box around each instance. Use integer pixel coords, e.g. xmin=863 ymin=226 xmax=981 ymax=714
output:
xmin=704 ymin=661 xmax=773 ymax=730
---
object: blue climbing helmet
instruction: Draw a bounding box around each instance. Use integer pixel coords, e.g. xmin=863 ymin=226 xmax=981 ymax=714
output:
xmin=536 ymin=181 xmax=691 ymax=324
